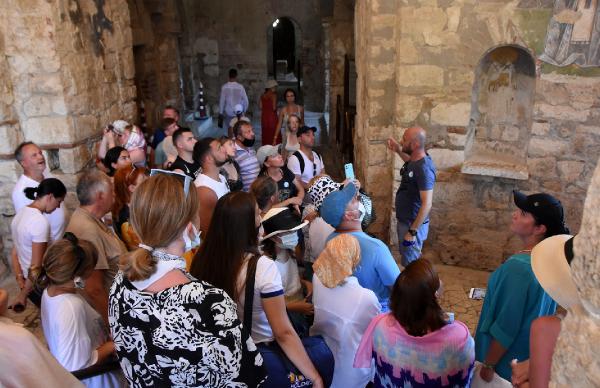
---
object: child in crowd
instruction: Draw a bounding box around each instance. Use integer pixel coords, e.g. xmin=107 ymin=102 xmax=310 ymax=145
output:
xmin=40 ymin=233 xmax=124 ymax=387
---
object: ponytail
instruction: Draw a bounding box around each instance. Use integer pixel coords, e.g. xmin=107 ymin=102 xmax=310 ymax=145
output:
xmin=24 ymin=186 xmax=38 ymax=200
xmin=23 ymin=178 xmax=67 ymax=202
xmin=119 ymin=248 xmax=157 ymax=281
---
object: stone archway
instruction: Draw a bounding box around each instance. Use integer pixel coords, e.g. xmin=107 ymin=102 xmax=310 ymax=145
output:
xmin=266 ymin=16 xmax=302 ymax=82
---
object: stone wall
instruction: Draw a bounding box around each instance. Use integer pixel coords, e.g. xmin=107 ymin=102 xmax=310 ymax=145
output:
xmin=128 ymin=0 xmax=183 ymax=129
xmin=355 ymin=0 xmax=600 ymax=270
xmin=326 ymin=0 xmax=355 ymax=142
xmin=178 ymin=0 xmax=327 ymax=117
xmin=552 ymin=157 xmax=600 ymax=386
xmin=0 ymin=0 xmax=136 ymax=276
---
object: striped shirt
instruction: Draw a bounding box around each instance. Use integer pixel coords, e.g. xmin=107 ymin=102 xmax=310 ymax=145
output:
xmin=234 ymin=142 xmax=260 ymax=192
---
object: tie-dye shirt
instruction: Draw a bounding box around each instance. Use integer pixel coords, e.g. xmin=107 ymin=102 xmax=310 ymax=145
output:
xmin=354 ymin=313 xmax=475 ymax=388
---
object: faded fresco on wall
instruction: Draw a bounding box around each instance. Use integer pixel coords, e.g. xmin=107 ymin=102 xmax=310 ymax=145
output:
xmin=540 ymin=0 xmax=600 ymax=66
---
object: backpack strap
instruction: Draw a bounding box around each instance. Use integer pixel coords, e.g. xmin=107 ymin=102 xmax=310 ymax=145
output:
xmin=243 ymin=254 xmax=259 ymax=333
xmin=293 ymin=150 xmax=305 ymax=175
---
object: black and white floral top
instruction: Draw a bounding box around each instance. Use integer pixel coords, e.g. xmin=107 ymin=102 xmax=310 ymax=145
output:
xmin=109 ymin=253 xmax=265 ymax=387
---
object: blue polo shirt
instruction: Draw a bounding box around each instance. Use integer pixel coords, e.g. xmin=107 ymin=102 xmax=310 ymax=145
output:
xmin=395 ymin=155 xmax=436 ymax=224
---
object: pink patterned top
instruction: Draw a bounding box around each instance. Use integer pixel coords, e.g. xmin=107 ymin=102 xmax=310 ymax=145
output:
xmin=354 ymin=313 xmax=475 ymax=387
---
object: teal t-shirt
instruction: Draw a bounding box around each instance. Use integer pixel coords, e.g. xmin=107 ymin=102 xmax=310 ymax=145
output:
xmin=474 ymin=253 xmax=557 ymax=380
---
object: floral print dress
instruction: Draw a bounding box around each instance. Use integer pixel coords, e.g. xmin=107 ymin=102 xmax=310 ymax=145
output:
xmin=109 ymin=254 xmax=265 ymax=387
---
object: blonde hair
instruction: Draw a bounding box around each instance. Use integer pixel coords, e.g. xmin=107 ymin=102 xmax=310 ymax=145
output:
xmin=120 ymin=174 xmax=199 ymax=281
xmin=42 ymin=234 xmax=98 ymax=286
xmin=313 ymin=234 xmax=361 ymax=288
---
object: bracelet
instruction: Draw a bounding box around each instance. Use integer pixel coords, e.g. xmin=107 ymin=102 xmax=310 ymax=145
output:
xmin=481 ymin=362 xmax=496 ymax=369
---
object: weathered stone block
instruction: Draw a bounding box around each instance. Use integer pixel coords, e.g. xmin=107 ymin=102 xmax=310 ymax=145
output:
xmin=72 ymin=115 xmax=99 ymax=142
xmin=531 ymin=122 xmax=550 ymax=136
xmin=528 ymin=137 xmax=570 ymax=157
xmin=446 ymin=6 xmax=461 ymax=32
xmin=0 ymin=160 xmax=21 ymax=182
xmin=398 ymin=40 xmax=419 ymax=64
xmin=22 ymin=116 xmax=73 ymax=144
xmin=368 ymin=143 xmax=389 ymax=166
xmin=397 ymin=65 xmax=444 ymax=89
xmin=557 ymin=161 xmax=585 ymax=184
xmin=448 ymin=133 xmax=466 ymax=148
xmin=30 ymin=73 xmax=63 ymax=95
xmin=527 ymin=157 xmax=556 ymax=175
xmin=535 ymin=103 xmax=589 ymax=122
xmin=23 ymin=95 xmax=53 ymax=117
xmin=396 ymin=95 xmax=422 ymax=123
xmin=428 ymin=148 xmax=464 ymax=171
xmin=431 ymin=102 xmax=471 ymax=127
xmin=0 ymin=124 xmax=24 ymax=155
xmin=58 ymin=145 xmax=91 ymax=174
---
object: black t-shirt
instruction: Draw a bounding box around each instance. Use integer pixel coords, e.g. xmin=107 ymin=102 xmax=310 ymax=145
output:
xmin=276 ymin=167 xmax=298 ymax=202
xmin=169 ymin=156 xmax=201 ymax=179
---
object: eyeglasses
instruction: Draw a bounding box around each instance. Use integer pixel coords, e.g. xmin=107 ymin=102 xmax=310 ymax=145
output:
xmin=150 ymin=168 xmax=192 ymax=197
xmin=126 ymin=164 xmax=138 ymax=183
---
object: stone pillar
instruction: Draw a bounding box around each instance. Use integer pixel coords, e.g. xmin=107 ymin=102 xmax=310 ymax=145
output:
xmin=327 ymin=0 xmax=355 ymax=145
xmin=0 ymin=0 xmax=136 ymax=271
xmin=354 ymin=0 xmax=398 ymax=238
xmin=551 ymin=157 xmax=600 ymax=386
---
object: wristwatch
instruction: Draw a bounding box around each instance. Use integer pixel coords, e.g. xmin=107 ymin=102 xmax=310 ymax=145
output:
xmin=408 ymin=228 xmax=417 ymax=237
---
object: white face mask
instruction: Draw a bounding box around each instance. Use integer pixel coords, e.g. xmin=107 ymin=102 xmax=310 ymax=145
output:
xmin=276 ymin=232 xmax=299 ymax=250
xmin=183 ymin=224 xmax=201 ymax=251
xmin=357 ymin=201 xmax=366 ymax=222
xmin=74 ymin=276 xmax=85 ymax=289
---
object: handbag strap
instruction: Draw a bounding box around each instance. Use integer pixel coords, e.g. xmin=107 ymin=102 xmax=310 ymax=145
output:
xmin=243 ymin=254 xmax=259 ymax=333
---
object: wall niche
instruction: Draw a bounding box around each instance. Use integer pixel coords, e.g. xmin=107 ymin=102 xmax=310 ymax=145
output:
xmin=462 ymin=45 xmax=536 ymax=180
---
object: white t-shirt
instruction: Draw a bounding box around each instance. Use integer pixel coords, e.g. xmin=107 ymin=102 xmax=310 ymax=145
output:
xmin=41 ymin=290 xmax=124 ymax=388
xmin=308 ymin=217 xmax=335 ymax=263
xmin=11 ymin=206 xmax=50 ymax=278
xmin=12 ymin=172 xmax=66 ymax=241
xmin=236 ymin=255 xmax=284 ymax=343
xmin=0 ymin=317 xmax=84 ymax=388
xmin=287 ymin=149 xmax=325 ymax=184
xmin=310 ymin=275 xmax=381 ymax=388
xmin=194 ymin=173 xmax=230 ymax=199
xmin=274 ymin=249 xmax=303 ymax=301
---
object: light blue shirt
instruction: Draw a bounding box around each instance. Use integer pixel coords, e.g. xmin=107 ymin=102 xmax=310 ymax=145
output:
xmin=475 ymin=253 xmax=557 ymax=380
xmin=327 ymin=231 xmax=400 ymax=311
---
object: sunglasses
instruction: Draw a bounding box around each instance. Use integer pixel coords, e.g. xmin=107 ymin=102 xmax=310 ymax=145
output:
xmin=150 ymin=169 xmax=192 ymax=197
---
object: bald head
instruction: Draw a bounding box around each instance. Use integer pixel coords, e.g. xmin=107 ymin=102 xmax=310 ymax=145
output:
xmin=401 ymin=126 xmax=426 ymax=155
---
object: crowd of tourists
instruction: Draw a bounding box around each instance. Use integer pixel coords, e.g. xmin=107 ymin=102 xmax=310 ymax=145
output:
xmin=1 ymin=73 xmax=579 ymax=388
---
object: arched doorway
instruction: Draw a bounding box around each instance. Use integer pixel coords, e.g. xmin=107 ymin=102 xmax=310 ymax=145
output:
xmin=267 ymin=17 xmax=302 ymax=86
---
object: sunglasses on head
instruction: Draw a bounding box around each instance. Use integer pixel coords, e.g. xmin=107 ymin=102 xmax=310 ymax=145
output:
xmin=150 ymin=169 xmax=192 ymax=197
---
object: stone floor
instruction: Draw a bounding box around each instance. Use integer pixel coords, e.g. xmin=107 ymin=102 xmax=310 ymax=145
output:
xmin=0 ymin=254 xmax=490 ymax=345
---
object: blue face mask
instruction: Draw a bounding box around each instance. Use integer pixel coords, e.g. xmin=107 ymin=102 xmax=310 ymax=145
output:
xmin=183 ymin=224 xmax=201 ymax=251
xmin=276 ymin=232 xmax=299 ymax=250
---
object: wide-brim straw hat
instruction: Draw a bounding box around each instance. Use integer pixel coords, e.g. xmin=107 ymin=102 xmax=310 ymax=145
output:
xmin=313 ymin=234 xmax=361 ymax=288
xmin=531 ymin=234 xmax=580 ymax=309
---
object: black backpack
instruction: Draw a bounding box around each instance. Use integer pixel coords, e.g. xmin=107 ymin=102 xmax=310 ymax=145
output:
xmin=292 ymin=150 xmax=322 ymax=175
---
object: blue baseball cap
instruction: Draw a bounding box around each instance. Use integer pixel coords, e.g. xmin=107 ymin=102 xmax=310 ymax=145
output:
xmin=321 ymin=182 xmax=357 ymax=228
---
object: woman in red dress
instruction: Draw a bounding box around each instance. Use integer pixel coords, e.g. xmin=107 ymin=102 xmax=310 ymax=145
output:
xmin=260 ymin=80 xmax=279 ymax=145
